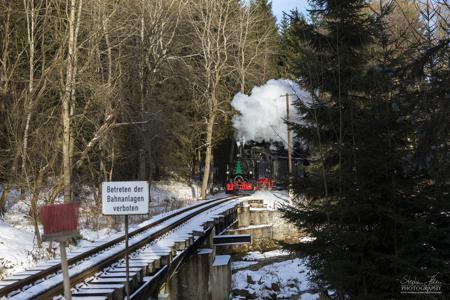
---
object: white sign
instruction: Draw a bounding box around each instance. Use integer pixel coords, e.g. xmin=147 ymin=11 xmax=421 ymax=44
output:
xmin=102 ymin=181 xmax=149 ymax=215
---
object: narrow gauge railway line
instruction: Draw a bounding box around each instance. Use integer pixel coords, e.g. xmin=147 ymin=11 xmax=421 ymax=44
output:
xmin=0 ymin=195 xmax=241 ymax=299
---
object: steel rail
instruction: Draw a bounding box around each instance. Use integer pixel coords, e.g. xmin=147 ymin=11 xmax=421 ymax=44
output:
xmin=0 ymin=195 xmax=239 ymax=299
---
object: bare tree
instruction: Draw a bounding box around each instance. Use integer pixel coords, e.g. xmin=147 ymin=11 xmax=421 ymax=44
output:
xmin=133 ymin=0 xmax=186 ymax=180
xmin=236 ymin=1 xmax=278 ymax=93
xmin=187 ymin=0 xmax=240 ymax=198
xmin=62 ymin=0 xmax=83 ymax=203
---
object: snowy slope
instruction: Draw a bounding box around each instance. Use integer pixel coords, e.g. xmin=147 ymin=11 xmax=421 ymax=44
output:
xmin=232 ymin=257 xmax=318 ymax=300
xmin=0 ymin=180 xmax=202 ymax=278
xmin=0 ymin=221 xmax=36 ymax=277
xmin=241 ymin=190 xmax=291 ymax=209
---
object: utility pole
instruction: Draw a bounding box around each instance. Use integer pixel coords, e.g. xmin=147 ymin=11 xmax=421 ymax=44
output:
xmin=285 ymin=94 xmax=292 ymax=175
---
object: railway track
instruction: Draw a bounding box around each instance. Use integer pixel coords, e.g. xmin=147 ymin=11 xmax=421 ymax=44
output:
xmin=0 ymin=195 xmax=241 ymax=300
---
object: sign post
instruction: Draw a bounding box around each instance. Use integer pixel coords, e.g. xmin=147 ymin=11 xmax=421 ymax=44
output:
xmin=40 ymin=203 xmax=80 ymax=300
xmin=125 ymin=214 xmax=129 ymax=298
xmin=102 ymin=181 xmax=149 ymax=300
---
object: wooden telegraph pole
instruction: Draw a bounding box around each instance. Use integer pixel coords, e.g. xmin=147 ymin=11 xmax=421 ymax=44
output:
xmin=285 ymin=94 xmax=292 ymax=175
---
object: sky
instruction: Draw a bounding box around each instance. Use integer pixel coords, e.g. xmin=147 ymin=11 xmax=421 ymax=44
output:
xmin=271 ymin=0 xmax=309 ymax=22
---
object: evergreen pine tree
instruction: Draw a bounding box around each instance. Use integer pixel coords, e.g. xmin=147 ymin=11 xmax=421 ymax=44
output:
xmin=281 ymin=0 xmax=449 ymax=299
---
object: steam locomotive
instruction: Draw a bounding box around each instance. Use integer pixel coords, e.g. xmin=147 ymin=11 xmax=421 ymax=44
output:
xmin=225 ymin=143 xmax=305 ymax=194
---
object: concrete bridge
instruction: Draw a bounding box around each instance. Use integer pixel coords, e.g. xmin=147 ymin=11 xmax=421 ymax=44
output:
xmin=0 ymin=196 xmax=299 ymax=300
xmin=151 ymin=198 xmax=301 ymax=300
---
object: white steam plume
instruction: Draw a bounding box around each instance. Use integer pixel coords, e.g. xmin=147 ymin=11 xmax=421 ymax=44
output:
xmin=231 ymin=79 xmax=310 ymax=148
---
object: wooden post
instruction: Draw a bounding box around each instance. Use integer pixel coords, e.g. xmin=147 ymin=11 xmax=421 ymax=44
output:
xmin=40 ymin=203 xmax=80 ymax=300
xmin=60 ymin=242 xmax=72 ymax=300
xmin=286 ymin=94 xmax=292 ymax=175
xmin=125 ymin=215 xmax=130 ymax=300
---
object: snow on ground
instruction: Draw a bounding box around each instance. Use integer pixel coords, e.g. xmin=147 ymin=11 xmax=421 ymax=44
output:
xmin=77 ymin=227 xmax=121 ymax=247
xmin=231 ymin=191 xmax=318 ymax=299
xmin=0 ymin=221 xmax=36 ymax=276
xmin=241 ymin=190 xmax=291 ymax=209
xmin=232 ymin=261 xmax=259 ymax=270
xmin=0 ymin=180 xmax=204 ymax=279
xmin=0 ymin=220 xmax=124 ymax=279
xmin=232 ymin=257 xmax=318 ymax=300
xmin=242 ymin=249 xmax=291 ymax=261
xmin=299 ymin=236 xmax=316 ymax=243
xmin=151 ymin=180 xmax=199 ymax=202
xmin=2 ymin=196 xmax=39 ymax=233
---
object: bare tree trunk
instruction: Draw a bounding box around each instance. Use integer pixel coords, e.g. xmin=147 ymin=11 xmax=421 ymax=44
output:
xmin=0 ymin=185 xmax=10 ymax=213
xmin=100 ymin=2 xmax=115 ymax=182
xmin=22 ymin=0 xmax=37 ymax=179
xmin=30 ymin=169 xmax=45 ymax=247
xmin=62 ymin=0 xmax=82 ymax=203
xmin=336 ymin=24 xmax=343 ymax=196
xmin=194 ymin=146 xmax=201 ymax=177
xmin=200 ymin=113 xmax=216 ymax=199
xmin=0 ymin=2 xmax=12 ymax=94
xmin=102 ymin=10 xmax=113 ymax=89
xmin=109 ymin=139 xmax=115 ymax=181
xmin=0 ymin=155 xmax=19 ymax=212
xmin=138 ymin=0 xmax=146 ymax=181
xmin=138 ymin=149 xmax=146 ymax=180
xmin=238 ymin=7 xmax=249 ymax=94
xmin=69 ymin=0 xmax=82 ymax=202
xmin=208 ymin=153 xmax=214 ymax=194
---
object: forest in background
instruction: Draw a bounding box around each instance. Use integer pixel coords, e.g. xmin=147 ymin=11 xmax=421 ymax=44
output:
xmin=281 ymin=0 xmax=449 ymax=299
xmin=0 ymin=0 xmax=279 ymax=242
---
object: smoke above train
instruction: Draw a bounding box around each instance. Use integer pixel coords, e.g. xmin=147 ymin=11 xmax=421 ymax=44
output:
xmin=231 ymin=79 xmax=311 ymax=148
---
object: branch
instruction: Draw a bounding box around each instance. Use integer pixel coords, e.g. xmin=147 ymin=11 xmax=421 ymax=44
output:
xmin=74 ymin=114 xmax=115 ymax=169
xmin=114 ymin=119 xmax=152 ymax=127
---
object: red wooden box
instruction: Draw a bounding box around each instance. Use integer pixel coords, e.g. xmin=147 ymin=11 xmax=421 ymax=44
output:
xmin=40 ymin=203 xmax=80 ymax=241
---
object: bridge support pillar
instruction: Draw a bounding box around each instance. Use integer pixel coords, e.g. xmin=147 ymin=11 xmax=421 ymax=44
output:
xmin=167 ymin=248 xmax=213 ymax=300
xmin=238 ymin=203 xmax=250 ymax=227
xmin=211 ymin=255 xmax=231 ymax=300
